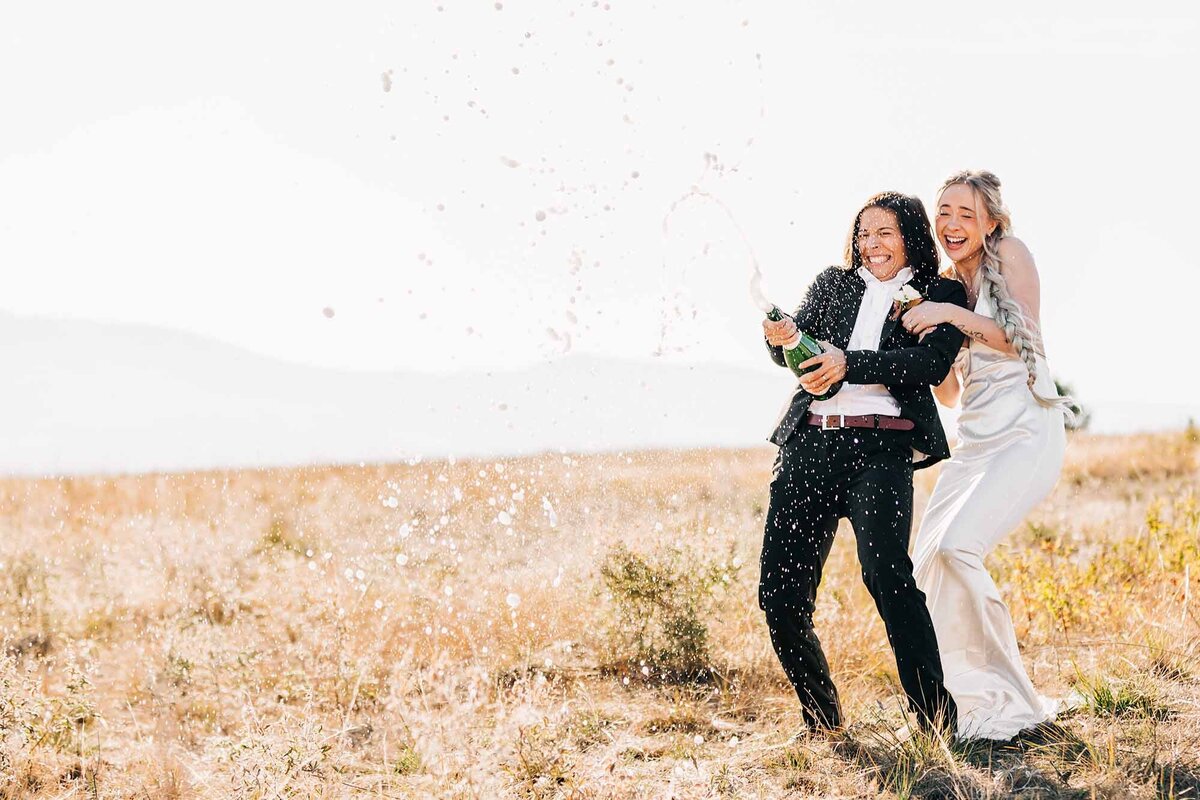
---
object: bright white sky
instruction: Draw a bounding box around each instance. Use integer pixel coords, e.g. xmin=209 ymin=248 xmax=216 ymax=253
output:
xmin=2 ymin=2 xmax=1197 ymax=411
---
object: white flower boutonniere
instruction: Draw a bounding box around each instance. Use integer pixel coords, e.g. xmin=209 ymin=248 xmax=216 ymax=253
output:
xmin=889 ymin=283 xmax=924 ymax=321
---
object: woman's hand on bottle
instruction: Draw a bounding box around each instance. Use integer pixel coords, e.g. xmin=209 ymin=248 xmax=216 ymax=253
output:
xmin=763 ymin=316 xmax=798 ymax=346
xmin=798 ymin=342 xmax=846 ymax=395
xmin=901 ymin=301 xmax=952 ymax=336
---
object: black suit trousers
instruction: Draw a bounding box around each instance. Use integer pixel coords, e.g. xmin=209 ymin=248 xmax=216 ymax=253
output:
xmin=758 ymin=425 xmax=956 ymax=732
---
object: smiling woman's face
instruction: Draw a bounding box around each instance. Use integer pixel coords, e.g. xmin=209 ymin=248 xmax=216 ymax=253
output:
xmin=855 ymin=206 xmax=907 ymax=280
xmin=936 ymin=182 xmax=997 ymax=266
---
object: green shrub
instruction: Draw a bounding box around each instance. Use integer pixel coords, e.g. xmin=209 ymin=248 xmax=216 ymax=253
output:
xmin=598 ymin=542 xmax=738 ymax=683
xmin=995 ymin=494 xmax=1198 ymax=636
xmin=1072 ymin=669 xmax=1171 ymax=720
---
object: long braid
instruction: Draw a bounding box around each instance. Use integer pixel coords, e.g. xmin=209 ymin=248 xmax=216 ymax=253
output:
xmin=979 ymin=239 xmax=1074 ymax=417
xmin=942 ymin=171 xmax=1076 ymax=422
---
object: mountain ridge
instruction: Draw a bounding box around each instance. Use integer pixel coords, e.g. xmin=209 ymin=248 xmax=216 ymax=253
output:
xmin=0 ymin=311 xmax=793 ymax=476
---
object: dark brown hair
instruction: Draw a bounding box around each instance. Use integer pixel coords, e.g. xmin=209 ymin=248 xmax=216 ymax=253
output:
xmin=843 ymin=191 xmax=940 ymax=281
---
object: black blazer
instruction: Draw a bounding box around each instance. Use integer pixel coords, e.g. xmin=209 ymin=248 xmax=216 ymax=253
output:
xmin=765 ymin=266 xmax=968 ymax=469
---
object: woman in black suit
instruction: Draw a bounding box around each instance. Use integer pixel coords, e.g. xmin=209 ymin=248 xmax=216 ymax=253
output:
xmin=758 ymin=191 xmax=967 ymax=735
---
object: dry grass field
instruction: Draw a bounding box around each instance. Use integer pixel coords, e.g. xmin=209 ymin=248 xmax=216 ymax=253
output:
xmin=1 ymin=428 xmax=1198 ymax=799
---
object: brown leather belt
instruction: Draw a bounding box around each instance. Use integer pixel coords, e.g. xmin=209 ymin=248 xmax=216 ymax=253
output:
xmin=806 ymin=412 xmax=915 ymax=432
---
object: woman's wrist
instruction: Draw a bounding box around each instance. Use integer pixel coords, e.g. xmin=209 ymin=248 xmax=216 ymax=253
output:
xmin=942 ymin=303 xmax=972 ymax=330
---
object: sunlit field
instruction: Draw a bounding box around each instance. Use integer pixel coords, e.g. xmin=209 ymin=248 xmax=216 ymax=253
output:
xmin=1 ymin=428 xmax=1198 ymax=798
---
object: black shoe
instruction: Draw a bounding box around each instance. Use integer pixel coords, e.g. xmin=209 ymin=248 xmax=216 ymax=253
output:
xmin=786 ymin=722 xmax=843 ymax=744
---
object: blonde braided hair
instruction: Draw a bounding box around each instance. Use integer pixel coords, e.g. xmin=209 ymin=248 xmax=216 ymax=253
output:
xmin=939 ymin=171 xmax=1075 ymax=420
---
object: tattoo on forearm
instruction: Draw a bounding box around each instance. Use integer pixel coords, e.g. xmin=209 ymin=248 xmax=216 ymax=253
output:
xmin=955 ymin=323 xmax=987 ymax=341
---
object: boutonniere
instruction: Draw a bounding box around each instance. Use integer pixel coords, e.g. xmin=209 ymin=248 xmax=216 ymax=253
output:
xmin=889 ymin=283 xmax=924 ymax=321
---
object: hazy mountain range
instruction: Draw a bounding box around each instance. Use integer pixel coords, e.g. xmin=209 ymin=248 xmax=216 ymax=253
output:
xmin=2 ymin=312 xmax=1192 ymax=477
xmin=1 ymin=312 xmax=797 ymax=476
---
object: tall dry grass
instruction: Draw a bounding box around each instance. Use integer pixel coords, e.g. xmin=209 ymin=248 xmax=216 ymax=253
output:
xmin=0 ymin=430 xmax=1196 ymax=798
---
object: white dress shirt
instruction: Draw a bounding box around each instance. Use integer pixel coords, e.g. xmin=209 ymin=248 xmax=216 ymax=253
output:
xmin=808 ymin=266 xmax=913 ymax=418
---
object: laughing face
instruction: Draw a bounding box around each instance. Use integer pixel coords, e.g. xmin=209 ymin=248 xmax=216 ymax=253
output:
xmin=936 ymin=182 xmax=998 ymax=267
xmin=855 ymin=206 xmax=908 ymax=280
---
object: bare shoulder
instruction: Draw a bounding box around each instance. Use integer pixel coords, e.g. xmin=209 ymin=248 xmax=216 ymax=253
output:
xmin=997 ymin=237 xmax=1041 ymax=287
xmin=997 ymin=236 xmax=1036 ymax=270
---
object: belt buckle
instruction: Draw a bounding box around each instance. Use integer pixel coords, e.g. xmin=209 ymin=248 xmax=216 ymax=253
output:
xmin=820 ymin=414 xmax=843 ymax=431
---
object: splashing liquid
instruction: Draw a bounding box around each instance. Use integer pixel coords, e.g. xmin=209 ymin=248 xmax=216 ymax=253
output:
xmin=656 ymin=49 xmax=770 ymax=352
xmin=659 ymin=165 xmax=840 ymax=397
xmin=657 ymin=183 xmax=771 ymax=356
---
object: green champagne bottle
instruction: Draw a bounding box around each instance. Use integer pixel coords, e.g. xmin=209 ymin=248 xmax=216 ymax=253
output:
xmin=766 ymin=306 xmax=842 ymax=400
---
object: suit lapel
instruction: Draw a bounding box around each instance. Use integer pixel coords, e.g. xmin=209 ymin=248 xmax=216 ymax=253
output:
xmin=877 ymin=307 xmax=902 ymax=348
xmin=831 ymin=270 xmax=866 ymax=350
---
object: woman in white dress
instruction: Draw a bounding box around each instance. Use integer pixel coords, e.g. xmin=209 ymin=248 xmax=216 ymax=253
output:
xmin=898 ymin=170 xmax=1074 ymax=741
